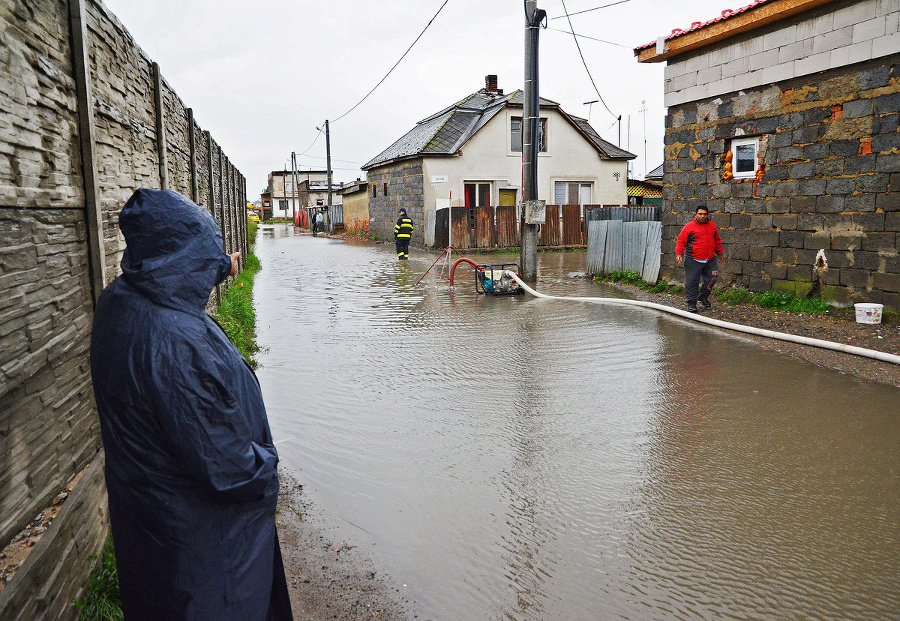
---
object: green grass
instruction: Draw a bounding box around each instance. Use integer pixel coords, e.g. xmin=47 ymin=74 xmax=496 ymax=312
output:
xmin=247 ymin=219 xmax=257 ymax=248
xmin=594 ymin=270 xmax=679 ymax=294
xmin=715 ymin=288 xmax=830 ymax=314
xmin=595 ymin=271 xmax=832 ymax=314
xmin=73 ymin=536 xmax=123 ymax=621
xmin=213 ymin=252 xmax=262 ymax=368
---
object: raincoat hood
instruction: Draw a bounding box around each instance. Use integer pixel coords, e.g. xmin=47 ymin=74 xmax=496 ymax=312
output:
xmin=120 ymin=189 xmax=231 ymax=316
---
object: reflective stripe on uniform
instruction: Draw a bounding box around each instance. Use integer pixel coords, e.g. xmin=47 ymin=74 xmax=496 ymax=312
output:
xmin=395 ymin=216 xmax=413 ymax=238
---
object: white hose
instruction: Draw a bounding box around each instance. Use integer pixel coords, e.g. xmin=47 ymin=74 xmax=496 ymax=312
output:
xmin=506 ymin=272 xmax=900 ymax=366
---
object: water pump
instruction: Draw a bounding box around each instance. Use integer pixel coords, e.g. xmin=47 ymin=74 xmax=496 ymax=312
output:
xmin=475 ymin=263 xmax=524 ymax=295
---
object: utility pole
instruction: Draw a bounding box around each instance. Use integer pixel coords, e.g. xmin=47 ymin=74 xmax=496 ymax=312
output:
xmin=325 ymin=120 xmax=333 ymax=232
xmin=291 ymin=151 xmax=299 ymax=223
xmin=641 ymin=100 xmax=647 ymax=178
xmin=521 ymin=0 xmax=545 ymax=281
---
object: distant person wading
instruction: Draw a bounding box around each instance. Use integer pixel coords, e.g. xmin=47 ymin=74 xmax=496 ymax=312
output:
xmin=395 ymin=208 xmax=413 ymax=260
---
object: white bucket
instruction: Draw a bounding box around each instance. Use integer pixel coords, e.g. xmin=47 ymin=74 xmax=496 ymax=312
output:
xmin=854 ymin=303 xmax=883 ymax=324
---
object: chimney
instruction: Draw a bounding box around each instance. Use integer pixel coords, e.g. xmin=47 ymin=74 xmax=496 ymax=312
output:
xmin=485 ymin=74 xmax=498 ymax=93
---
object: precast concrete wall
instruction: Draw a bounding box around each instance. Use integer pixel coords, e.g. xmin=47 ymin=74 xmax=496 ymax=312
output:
xmin=0 ymin=0 xmax=248 ymax=617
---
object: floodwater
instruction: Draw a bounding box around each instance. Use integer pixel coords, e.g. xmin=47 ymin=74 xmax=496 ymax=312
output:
xmin=254 ymin=225 xmax=900 ymax=620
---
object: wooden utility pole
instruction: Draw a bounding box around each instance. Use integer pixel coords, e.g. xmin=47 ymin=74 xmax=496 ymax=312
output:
xmin=521 ymin=0 xmax=545 ymax=281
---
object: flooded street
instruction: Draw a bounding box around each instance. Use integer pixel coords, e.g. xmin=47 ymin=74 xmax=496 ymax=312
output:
xmin=254 ymin=225 xmax=900 ymax=620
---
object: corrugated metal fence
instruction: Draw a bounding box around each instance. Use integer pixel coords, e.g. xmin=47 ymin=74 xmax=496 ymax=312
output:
xmin=586 ymin=206 xmax=662 ymax=284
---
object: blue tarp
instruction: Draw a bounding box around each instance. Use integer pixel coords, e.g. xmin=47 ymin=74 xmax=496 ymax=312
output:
xmin=90 ymin=189 xmax=291 ymax=620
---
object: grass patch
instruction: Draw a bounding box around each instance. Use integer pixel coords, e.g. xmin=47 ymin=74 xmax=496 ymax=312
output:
xmin=594 ymin=270 xmax=678 ymax=294
xmin=74 ymin=536 xmax=122 ymax=620
xmin=247 ymin=219 xmax=257 ymax=248
xmin=213 ymin=252 xmax=262 ymax=368
xmin=266 ymin=217 xmax=293 ymax=224
xmin=715 ymin=288 xmax=830 ymax=314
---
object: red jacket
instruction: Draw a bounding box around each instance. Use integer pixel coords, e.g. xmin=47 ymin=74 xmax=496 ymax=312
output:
xmin=676 ymin=218 xmax=723 ymax=261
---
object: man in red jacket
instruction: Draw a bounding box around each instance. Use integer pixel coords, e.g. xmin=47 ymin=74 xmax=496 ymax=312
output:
xmin=675 ymin=205 xmax=725 ymax=312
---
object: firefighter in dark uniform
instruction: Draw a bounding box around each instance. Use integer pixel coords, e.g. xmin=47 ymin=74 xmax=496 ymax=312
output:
xmin=394 ymin=208 xmax=413 ymax=260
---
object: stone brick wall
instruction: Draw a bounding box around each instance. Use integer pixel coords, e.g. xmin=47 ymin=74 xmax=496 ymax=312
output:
xmin=662 ymin=55 xmax=900 ymax=310
xmin=1 ymin=0 xmax=248 ymax=617
xmin=663 ymin=0 xmax=899 ymax=108
xmin=366 ymin=160 xmax=424 ymax=244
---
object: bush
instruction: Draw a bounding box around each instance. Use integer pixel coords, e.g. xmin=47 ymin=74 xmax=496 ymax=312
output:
xmin=74 ymin=536 xmax=122 ymax=620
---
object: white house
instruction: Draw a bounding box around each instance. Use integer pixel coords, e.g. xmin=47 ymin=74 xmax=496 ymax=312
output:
xmin=362 ymin=75 xmax=636 ymax=246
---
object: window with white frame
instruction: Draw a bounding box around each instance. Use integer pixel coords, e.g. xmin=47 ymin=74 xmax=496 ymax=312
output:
xmin=554 ymin=181 xmax=592 ymax=206
xmin=511 ymin=116 xmax=547 ymax=152
xmin=731 ymin=136 xmax=759 ymax=179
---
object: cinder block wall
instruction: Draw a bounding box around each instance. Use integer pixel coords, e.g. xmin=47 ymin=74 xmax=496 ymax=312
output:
xmin=366 ymin=161 xmax=425 ymax=244
xmin=659 ymin=0 xmax=900 ymax=309
xmin=0 ymin=0 xmax=248 ymax=617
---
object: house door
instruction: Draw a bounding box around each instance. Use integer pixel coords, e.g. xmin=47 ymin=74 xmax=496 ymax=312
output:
xmin=499 ymin=189 xmax=517 ymax=207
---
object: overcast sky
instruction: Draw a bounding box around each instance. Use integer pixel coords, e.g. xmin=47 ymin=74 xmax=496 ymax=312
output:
xmin=103 ymin=0 xmax=738 ymax=196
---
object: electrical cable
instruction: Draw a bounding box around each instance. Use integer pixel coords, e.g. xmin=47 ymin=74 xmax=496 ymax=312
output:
xmin=505 ymin=272 xmax=900 ymax=366
xmin=298 ymin=154 xmax=365 ymax=166
xmin=332 ymin=0 xmax=450 ymax=124
xmin=559 ymin=0 xmax=618 ymax=119
xmin=549 ymin=0 xmax=630 ymax=20
xmin=546 ymin=26 xmax=630 ymax=48
xmin=296 ymin=128 xmax=323 ymax=158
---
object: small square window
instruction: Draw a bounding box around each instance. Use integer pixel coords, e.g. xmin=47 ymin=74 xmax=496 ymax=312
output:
xmin=731 ymin=137 xmax=759 ymax=179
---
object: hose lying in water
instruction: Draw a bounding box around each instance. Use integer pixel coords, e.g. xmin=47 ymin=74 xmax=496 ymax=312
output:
xmin=505 ymin=272 xmax=900 ymax=366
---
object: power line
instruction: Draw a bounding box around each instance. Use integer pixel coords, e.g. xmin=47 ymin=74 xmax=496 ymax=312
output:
xmin=546 ymin=26 xmax=630 ymax=48
xmin=298 ymin=153 xmax=365 ymax=166
xmin=332 ymin=0 xmax=451 ymax=124
xmin=297 ymin=128 xmax=323 ymax=158
xmin=558 ymin=0 xmax=617 ymax=120
xmin=549 ymin=0 xmax=630 ymax=20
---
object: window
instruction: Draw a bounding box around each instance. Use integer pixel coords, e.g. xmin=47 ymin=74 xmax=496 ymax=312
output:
xmin=554 ymin=181 xmax=592 ymax=206
xmin=316 ymin=199 xmax=324 ymax=206
xmin=372 ymin=185 xmax=377 ymax=198
xmin=464 ymin=183 xmax=491 ymax=207
xmin=285 ymin=182 xmax=293 ymax=192
xmin=278 ymin=200 xmax=287 ymax=210
xmin=383 ymin=183 xmax=388 ymax=195
xmin=464 ymin=182 xmax=491 ymax=230
xmin=731 ymin=136 xmax=759 ymax=179
xmin=511 ymin=116 xmax=547 ymax=152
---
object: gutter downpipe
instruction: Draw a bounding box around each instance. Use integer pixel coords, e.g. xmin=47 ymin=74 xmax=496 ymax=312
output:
xmin=506 ymin=272 xmax=900 ymax=366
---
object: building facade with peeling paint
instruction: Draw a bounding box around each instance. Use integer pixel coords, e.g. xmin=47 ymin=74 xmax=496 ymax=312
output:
xmin=636 ymin=0 xmax=900 ymax=309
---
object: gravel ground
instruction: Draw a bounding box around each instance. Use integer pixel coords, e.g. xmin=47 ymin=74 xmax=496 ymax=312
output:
xmin=276 ymin=468 xmax=414 ymax=621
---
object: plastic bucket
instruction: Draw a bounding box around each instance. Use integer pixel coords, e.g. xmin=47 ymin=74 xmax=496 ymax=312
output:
xmin=854 ymin=303 xmax=883 ymax=324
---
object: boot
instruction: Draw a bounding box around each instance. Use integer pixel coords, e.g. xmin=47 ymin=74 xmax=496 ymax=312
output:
xmin=699 ymin=293 xmax=711 ymax=309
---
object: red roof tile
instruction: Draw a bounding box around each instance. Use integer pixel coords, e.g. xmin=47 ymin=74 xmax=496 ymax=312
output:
xmin=634 ymin=0 xmax=777 ymax=52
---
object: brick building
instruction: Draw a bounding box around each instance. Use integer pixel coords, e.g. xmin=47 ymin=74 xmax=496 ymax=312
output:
xmin=636 ymin=0 xmax=900 ymax=309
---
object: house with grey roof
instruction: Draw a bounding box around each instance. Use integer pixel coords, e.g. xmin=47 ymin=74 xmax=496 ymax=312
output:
xmin=362 ymin=75 xmax=635 ymax=247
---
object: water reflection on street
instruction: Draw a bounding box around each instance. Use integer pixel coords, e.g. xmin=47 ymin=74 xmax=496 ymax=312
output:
xmin=254 ymin=225 xmax=900 ymax=620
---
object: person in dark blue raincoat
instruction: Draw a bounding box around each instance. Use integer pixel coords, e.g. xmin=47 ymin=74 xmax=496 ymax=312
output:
xmin=90 ymin=189 xmax=292 ymax=620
